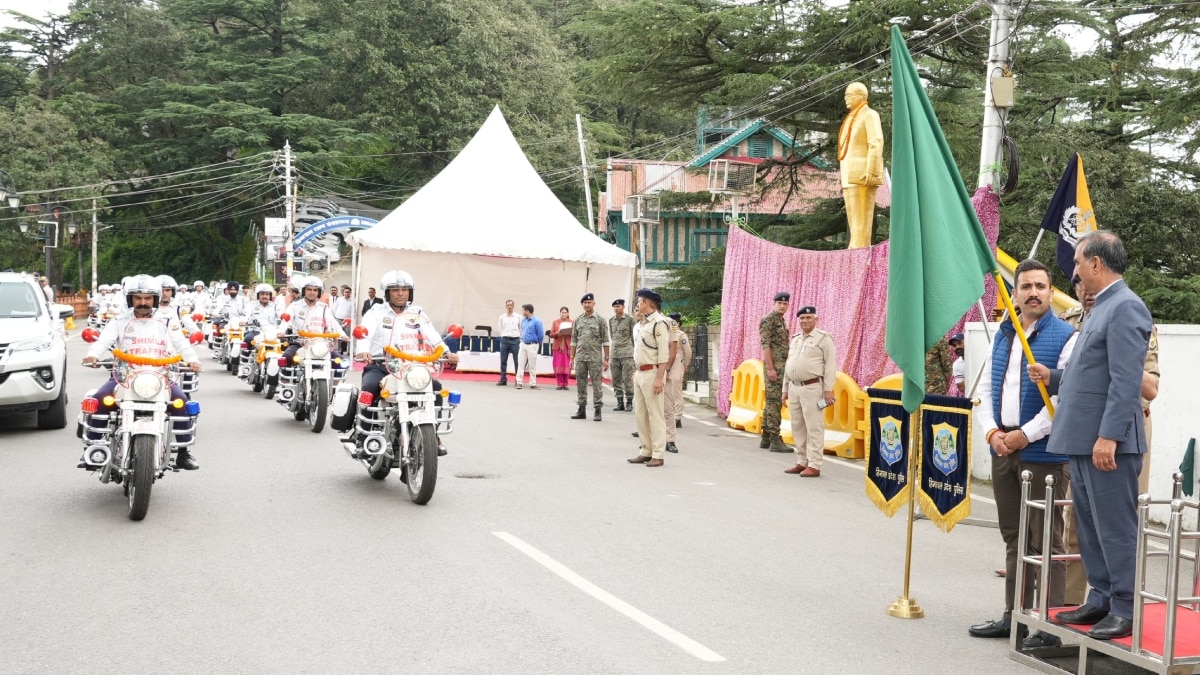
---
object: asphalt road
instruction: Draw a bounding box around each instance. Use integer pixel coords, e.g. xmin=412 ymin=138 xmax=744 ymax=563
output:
xmin=0 ymin=335 xmax=1160 ymax=674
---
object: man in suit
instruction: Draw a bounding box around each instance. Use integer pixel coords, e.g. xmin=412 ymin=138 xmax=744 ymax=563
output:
xmin=838 ymin=82 xmax=884 ymax=249
xmin=1029 ymin=231 xmax=1152 ymax=641
xmin=361 ymin=287 xmax=383 ymax=315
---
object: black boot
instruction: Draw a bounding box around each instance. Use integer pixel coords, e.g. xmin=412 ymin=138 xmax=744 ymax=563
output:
xmin=759 ymin=433 xmax=771 ymax=449
xmin=593 ymin=407 xmax=602 ymax=421
xmin=666 ymin=442 xmax=678 ymax=453
xmin=675 ymin=419 xmax=682 ymax=428
xmin=613 ymin=398 xmax=626 ymax=412
xmin=625 ymin=395 xmax=633 ymax=411
xmin=175 ymin=449 xmax=199 ymax=470
xmin=570 ymin=405 xmax=587 ymax=420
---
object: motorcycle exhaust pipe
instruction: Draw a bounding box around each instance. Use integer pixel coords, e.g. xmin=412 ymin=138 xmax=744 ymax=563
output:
xmin=362 ymin=434 xmax=387 ymax=456
xmin=280 ymin=388 xmax=295 ymax=401
xmin=84 ymin=444 xmax=111 ymax=467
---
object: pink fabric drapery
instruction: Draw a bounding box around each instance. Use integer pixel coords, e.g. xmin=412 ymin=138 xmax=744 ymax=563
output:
xmin=717 ymin=187 xmax=1001 ymax=417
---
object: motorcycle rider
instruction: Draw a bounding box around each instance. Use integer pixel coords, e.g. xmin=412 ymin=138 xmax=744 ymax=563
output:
xmin=276 ymin=275 xmax=348 ymax=379
xmin=243 ymin=283 xmax=280 ymax=347
xmin=354 ymin=270 xmax=457 ymax=455
xmin=82 ymin=274 xmax=203 ymax=470
xmin=155 ymin=274 xmax=201 ymax=335
xmin=190 ymin=280 xmax=209 ymax=316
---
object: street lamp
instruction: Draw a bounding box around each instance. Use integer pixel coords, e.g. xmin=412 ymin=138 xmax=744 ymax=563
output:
xmin=0 ymin=169 xmax=19 ymax=209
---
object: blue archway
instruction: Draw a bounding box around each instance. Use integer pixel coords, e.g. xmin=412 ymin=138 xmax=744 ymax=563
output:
xmin=293 ymin=215 xmax=377 ymax=247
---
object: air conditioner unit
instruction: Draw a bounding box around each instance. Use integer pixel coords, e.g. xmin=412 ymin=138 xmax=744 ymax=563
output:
xmin=707 ymin=159 xmax=757 ymax=194
xmin=622 ymin=194 xmax=661 ymax=224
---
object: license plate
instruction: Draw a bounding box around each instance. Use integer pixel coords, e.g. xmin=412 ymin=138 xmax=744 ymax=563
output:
xmin=131 ymin=419 xmax=159 ymax=436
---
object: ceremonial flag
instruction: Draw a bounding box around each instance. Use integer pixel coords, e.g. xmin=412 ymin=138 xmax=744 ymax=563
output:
xmin=1182 ymin=438 xmax=1196 ymax=498
xmin=917 ymin=395 xmax=973 ymax=532
xmin=886 ymin=26 xmax=996 ymax=412
xmin=866 ymin=388 xmax=913 ymax=517
xmin=1038 ymin=152 xmax=1097 ymax=279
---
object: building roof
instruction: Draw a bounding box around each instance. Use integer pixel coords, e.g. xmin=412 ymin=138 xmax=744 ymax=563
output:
xmin=687 ymin=118 xmax=832 ymax=170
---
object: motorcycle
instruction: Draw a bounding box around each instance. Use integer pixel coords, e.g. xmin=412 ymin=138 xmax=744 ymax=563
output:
xmin=241 ymin=323 xmax=283 ymax=396
xmin=276 ymin=329 xmax=344 ymax=433
xmin=88 ymin=308 xmax=116 ymax=330
xmin=222 ymin=317 xmax=246 ymax=374
xmin=77 ymin=353 xmax=200 ymax=521
xmin=332 ymin=343 xmax=460 ymax=505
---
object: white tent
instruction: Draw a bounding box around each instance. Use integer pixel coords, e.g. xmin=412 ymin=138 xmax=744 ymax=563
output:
xmin=351 ymin=106 xmax=637 ymax=340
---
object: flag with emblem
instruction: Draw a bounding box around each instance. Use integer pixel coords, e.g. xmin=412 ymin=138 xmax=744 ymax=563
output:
xmin=866 ymin=388 xmax=913 ymax=517
xmin=917 ymin=395 xmax=974 ymax=531
xmin=1038 ymin=152 xmax=1097 ymax=279
xmin=886 ymin=25 xmax=997 ymax=413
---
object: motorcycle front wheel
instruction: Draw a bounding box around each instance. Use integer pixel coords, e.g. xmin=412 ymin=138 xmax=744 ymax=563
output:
xmin=292 ymin=387 xmax=307 ymax=421
xmin=229 ymin=354 xmax=239 ymax=375
xmin=251 ymin=368 xmax=264 ymax=393
xmin=128 ymin=435 xmax=155 ymax=521
xmin=404 ymin=423 xmax=438 ymax=505
xmin=308 ymin=383 xmax=327 ymax=433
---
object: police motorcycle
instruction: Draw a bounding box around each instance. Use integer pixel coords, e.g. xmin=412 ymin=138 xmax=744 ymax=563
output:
xmin=76 ymin=277 xmax=202 ymax=521
xmin=87 ymin=284 xmax=118 ymax=329
xmin=221 ymin=317 xmax=247 ymax=374
xmin=277 ymin=327 xmax=343 ymax=432
xmin=243 ymin=322 xmax=283 ymax=395
xmin=332 ymin=341 xmax=459 ymax=505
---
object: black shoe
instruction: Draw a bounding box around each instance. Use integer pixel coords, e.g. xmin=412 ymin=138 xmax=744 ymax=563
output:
xmin=613 ymin=400 xmax=626 ymax=412
xmin=174 ymin=450 xmax=199 ymax=471
xmin=675 ymin=419 xmax=682 ymax=428
xmin=759 ymin=435 xmax=771 ymax=449
xmin=625 ymin=397 xmax=633 ymax=411
xmin=666 ymin=442 xmax=678 ymax=453
xmin=593 ymin=409 xmax=602 ymax=421
xmin=1022 ymin=631 xmax=1061 ymax=649
xmin=967 ymin=618 xmax=1010 ymax=638
xmin=437 ymin=444 xmax=448 ymax=457
xmin=1056 ymin=604 xmax=1108 ymax=625
xmin=1088 ymin=614 xmax=1132 ymax=640
xmin=496 ymin=381 xmax=507 ymax=386
xmin=570 ymin=406 xmax=587 ymax=420
xmin=631 ymin=431 xmax=639 ymax=437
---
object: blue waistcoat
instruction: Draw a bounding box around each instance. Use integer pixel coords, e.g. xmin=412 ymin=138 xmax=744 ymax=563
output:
xmin=990 ymin=313 xmax=1075 ymax=464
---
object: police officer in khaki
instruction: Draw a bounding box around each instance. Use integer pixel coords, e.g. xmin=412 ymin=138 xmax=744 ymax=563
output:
xmin=668 ymin=312 xmax=691 ymax=430
xmin=783 ymin=306 xmax=837 ymax=477
xmin=662 ymin=313 xmax=685 ymax=454
xmin=627 ymin=289 xmax=671 ymax=467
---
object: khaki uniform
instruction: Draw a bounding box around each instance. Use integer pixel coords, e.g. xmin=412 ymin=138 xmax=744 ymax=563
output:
xmin=674 ymin=330 xmax=692 ymax=421
xmin=783 ymin=329 xmax=837 ymax=470
xmin=1058 ymin=307 xmax=1161 ymax=603
xmin=633 ymin=311 xmax=670 ymax=460
xmin=664 ymin=322 xmax=683 ymax=443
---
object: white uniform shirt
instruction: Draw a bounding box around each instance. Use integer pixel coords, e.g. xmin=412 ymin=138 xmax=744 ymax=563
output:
xmin=191 ymin=291 xmax=210 ymax=315
xmin=215 ymin=293 xmax=249 ymax=320
xmin=246 ymin=300 xmax=280 ymax=328
xmin=330 ymin=295 xmax=354 ymax=323
xmin=358 ymin=303 xmax=443 ymax=358
xmin=154 ymin=304 xmax=200 ymax=334
xmin=87 ymin=315 xmax=199 ymax=363
xmin=283 ymin=299 xmax=346 ymax=337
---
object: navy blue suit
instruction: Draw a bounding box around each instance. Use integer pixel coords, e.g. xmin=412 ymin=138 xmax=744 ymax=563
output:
xmin=1046 ymin=279 xmax=1151 ymax=619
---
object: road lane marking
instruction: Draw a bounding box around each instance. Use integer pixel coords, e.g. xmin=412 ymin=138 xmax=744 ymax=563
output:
xmin=492 ymin=531 xmax=725 ymax=662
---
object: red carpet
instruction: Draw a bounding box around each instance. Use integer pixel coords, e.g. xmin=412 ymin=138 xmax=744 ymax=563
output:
xmin=1048 ymin=605 xmax=1200 ymax=657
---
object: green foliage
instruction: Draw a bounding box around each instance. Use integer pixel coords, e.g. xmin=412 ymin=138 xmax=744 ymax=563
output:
xmin=706 ymin=303 xmax=721 ymax=326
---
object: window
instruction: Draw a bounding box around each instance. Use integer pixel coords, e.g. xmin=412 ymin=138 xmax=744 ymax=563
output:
xmin=749 ymin=137 xmax=771 ymax=159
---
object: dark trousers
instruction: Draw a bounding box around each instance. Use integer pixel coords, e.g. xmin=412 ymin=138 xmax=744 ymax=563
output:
xmin=1071 ymin=453 xmax=1142 ymax=619
xmin=498 ymin=337 xmax=519 ymax=382
xmin=86 ymin=377 xmax=191 ymax=442
xmin=993 ymin=455 xmax=1069 ymax=620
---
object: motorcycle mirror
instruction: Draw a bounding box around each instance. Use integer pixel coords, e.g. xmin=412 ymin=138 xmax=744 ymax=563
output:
xmin=192 ymin=313 xmax=204 ymax=322
xmin=188 ymin=331 xmax=204 ymax=345
xmin=352 ymin=325 xmax=368 ymax=339
xmin=81 ymin=327 xmax=100 ymax=343
xmin=280 ymin=313 xmax=291 ymax=322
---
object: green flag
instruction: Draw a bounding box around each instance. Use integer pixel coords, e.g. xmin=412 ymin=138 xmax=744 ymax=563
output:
xmin=886 ymin=25 xmax=997 ymax=412
xmin=1182 ymin=438 xmax=1195 ymax=497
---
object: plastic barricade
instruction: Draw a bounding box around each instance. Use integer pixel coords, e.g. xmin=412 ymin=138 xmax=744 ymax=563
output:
xmin=727 ymin=359 xmax=765 ymax=434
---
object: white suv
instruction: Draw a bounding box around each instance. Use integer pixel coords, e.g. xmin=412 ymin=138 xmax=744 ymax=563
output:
xmin=0 ymin=272 xmax=71 ymax=428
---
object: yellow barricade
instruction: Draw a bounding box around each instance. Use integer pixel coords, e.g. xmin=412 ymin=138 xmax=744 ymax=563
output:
xmin=726 ymin=359 xmax=765 ymax=434
xmin=780 ymin=371 xmax=869 ymax=459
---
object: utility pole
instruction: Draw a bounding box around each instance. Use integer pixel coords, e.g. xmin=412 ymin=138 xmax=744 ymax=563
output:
xmin=284 ymin=141 xmax=295 ymax=278
xmin=91 ymin=197 xmax=98 ymax=293
xmin=977 ymin=0 xmax=1014 ymax=191
xmin=576 ymin=114 xmax=596 ymax=233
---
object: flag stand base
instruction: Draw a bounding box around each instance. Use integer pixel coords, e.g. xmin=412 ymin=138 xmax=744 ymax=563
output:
xmin=886 ymin=595 xmax=924 ymax=619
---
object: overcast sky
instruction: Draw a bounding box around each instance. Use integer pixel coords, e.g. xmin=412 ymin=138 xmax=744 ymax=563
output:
xmin=0 ymin=0 xmax=70 ymax=27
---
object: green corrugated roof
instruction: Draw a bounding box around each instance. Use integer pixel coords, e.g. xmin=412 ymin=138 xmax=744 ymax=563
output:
xmin=686 ymin=119 xmax=830 ymax=170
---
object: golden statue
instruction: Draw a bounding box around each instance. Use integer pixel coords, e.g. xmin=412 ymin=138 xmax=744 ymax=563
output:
xmin=838 ymin=82 xmax=884 ymax=249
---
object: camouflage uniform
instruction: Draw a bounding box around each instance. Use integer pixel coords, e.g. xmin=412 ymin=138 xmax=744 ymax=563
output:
xmin=924 ymin=338 xmax=954 ymax=395
xmin=573 ymin=312 xmax=610 ymax=410
xmin=759 ymin=311 xmax=789 ymax=439
xmin=609 ymin=313 xmax=636 ymax=407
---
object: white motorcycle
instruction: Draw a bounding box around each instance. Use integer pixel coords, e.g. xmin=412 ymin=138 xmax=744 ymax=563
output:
xmin=332 ymin=344 xmax=459 ymax=505
xmin=77 ymin=354 xmax=200 ymax=521
xmin=277 ymin=329 xmax=343 ymax=433
xmin=240 ymin=323 xmax=282 ymax=395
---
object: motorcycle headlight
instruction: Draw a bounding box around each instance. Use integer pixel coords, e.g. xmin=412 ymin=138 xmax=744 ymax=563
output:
xmin=403 ymin=364 xmax=432 ymax=390
xmin=130 ymin=371 xmax=164 ymax=399
xmin=11 ymin=336 xmax=55 ymax=352
xmin=308 ymin=339 xmax=330 ymax=359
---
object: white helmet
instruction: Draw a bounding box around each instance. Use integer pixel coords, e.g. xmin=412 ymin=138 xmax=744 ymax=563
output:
xmin=122 ymin=274 xmax=161 ymax=307
xmin=157 ymin=274 xmax=178 ymax=291
xmin=381 ymin=270 xmax=414 ymax=305
xmin=254 ymin=283 xmax=274 ymax=298
xmin=193 ymin=280 xmax=205 ymax=288
xmin=299 ymin=275 xmax=323 ymax=294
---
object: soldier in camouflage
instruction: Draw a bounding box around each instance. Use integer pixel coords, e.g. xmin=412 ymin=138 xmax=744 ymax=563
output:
xmin=924 ymin=337 xmax=954 ymax=395
xmin=609 ymin=299 xmax=636 ymax=412
xmin=570 ymin=292 xmax=611 ymax=421
xmin=759 ymin=291 xmax=791 ymax=452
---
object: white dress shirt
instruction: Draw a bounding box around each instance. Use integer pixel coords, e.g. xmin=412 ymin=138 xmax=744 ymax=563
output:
xmin=976 ymin=323 xmax=1077 ymax=443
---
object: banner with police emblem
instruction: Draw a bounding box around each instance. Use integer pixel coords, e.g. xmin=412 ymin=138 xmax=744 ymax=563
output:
xmin=866 ymin=388 xmax=912 ymax=518
xmin=916 ymin=394 xmax=973 ymax=532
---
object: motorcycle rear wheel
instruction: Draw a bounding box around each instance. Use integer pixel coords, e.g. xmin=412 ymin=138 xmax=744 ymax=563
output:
xmin=229 ymin=355 xmax=239 ymax=375
xmin=128 ymin=435 xmax=155 ymax=521
xmin=308 ymin=384 xmax=327 ymax=433
xmin=404 ymin=423 xmax=438 ymax=505
xmin=251 ymin=369 xmax=264 ymax=393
